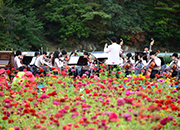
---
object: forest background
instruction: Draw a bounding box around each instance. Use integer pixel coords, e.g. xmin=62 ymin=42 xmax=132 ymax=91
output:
xmin=0 ymin=0 xmax=180 ymax=52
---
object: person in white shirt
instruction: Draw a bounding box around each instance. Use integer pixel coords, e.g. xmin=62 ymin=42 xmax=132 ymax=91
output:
xmin=145 ymin=51 xmax=161 ymax=78
xmin=35 ymin=50 xmax=51 ymax=68
xmin=104 ymin=37 xmax=122 ymax=77
xmin=52 ymin=50 xmax=63 ymax=69
xmin=135 ymin=53 xmax=147 ymax=66
xmin=104 ymin=37 xmax=122 ymax=65
xmin=166 ymin=53 xmax=180 ymax=77
xmin=14 ymin=50 xmax=26 ymax=71
xmin=28 ymin=51 xmax=40 ymax=74
xmin=29 ymin=52 xmax=40 ymax=65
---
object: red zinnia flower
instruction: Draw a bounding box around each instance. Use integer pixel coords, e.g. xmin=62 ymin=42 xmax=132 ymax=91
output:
xmin=2 ymin=116 xmax=8 ymax=120
xmin=8 ymin=119 xmax=14 ymax=123
xmin=40 ymin=120 xmax=44 ymax=124
xmin=39 ymin=68 xmax=44 ymax=72
xmin=85 ymin=90 xmax=91 ymax=94
xmin=28 ymin=97 xmax=33 ymax=102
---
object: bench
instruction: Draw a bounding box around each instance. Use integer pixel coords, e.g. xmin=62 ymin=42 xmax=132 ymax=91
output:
xmin=0 ymin=51 xmax=14 ymax=69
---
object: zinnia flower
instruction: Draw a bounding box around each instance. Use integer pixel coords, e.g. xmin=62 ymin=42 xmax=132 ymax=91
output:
xmin=109 ymin=112 xmax=119 ymax=122
xmin=123 ymin=113 xmax=131 ymax=121
xmin=117 ymin=98 xmax=125 ymax=106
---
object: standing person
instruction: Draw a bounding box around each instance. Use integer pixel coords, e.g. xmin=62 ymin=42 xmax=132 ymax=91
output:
xmin=52 ymin=50 xmax=63 ymax=69
xmin=104 ymin=36 xmax=121 ymax=73
xmin=166 ymin=53 xmax=180 ymax=77
xmin=145 ymin=51 xmax=161 ymax=78
xmin=14 ymin=50 xmax=26 ymax=71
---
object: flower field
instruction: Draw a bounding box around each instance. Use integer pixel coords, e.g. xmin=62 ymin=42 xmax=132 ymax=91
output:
xmin=0 ymin=68 xmax=180 ymax=130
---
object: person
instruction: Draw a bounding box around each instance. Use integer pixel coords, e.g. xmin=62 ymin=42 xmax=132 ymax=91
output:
xmin=166 ymin=53 xmax=180 ymax=77
xmin=143 ymin=45 xmax=150 ymax=61
xmin=104 ymin=36 xmax=121 ymax=71
xmin=45 ymin=52 xmax=53 ymax=64
xmin=135 ymin=53 xmax=147 ymax=75
xmin=145 ymin=51 xmax=161 ymax=78
xmin=28 ymin=51 xmax=40 ymax=74
xmin=14 ymin=50 xmax=26 ymax=71
xmin=80 ymin=51 xmax=90 ymax=77
xmin=60 ymin=50 xmax=69 ymax=69
xmin=60 ymin=50 xmax=68 ymax=60
xmin=35 ymin=50 xmax=51 ymax=71
xmin=52 ymin=50 xmax=63 ymax=69
xmin=124 ymin=53 xmax=135 ymax=76
xmin=29 ymin=52 xmax=40 ymax=65
xmin=69 ymin=51 xmax=77 ymax=57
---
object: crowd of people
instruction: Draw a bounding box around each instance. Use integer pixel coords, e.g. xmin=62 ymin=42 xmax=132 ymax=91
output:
xmin=13 ymin=49 xmax=93 ymax=77
xmin=12 ymin=36 xmax=180 ymax=79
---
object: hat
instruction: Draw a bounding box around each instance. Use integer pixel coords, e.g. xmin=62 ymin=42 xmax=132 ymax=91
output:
xmin=0 ymin=68 xmax=6 ymax=75
xmin=144 ymin=45 xmax=149 ymax=49
xmin=150 ymin=51 xmax=156 ymax=55
xmin=171 ymin=53 xmax=178 ymax=58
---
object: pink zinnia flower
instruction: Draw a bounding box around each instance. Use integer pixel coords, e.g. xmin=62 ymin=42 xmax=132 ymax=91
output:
xmin=40 ymin=94 xmax=49 ymax=99
xmin=178 ymin=95 xmax=180 ymax=99
xmin=14 ymin=126 xmax=20 ymax=130
xmin=117 ymin=98 xmax=125 ymax=106
xmin=141 ymin=69 xmax=145 ymax=73
xmin=53 ymin=102 xmax=60 ymax=106
xmin=111 ymin=72 xmax=116 ymax=75
xmin=123 ymin=113 xmax=131 ymax=121
xmin=109 ymin=112 xmax=119 ymax=122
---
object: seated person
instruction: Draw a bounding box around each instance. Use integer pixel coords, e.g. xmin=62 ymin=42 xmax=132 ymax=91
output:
xmin=46 ymin=52 xmax=53 ymax=64
xmin=35 ymin=51 xmax=52 ymax=74
xmin=145 ymin=51 xmax=161 ymax=78
xmin=52 ymin=50 xmax=63 ymax=69
xmin=14 ymin=50 xmax=27 ymax=71
xmin=166 ymin=53 xmax=180 ymax=77
xmin=80 ymin=51 xmax=90 ymax=77
xmin=60 ymin=50 xmax=69 ymax=69
xmin=135 ymin=53 xmax=147 ymax=75
xmin=29 ymin=51 xmax=40 ymax=65
xmin=124 ymin=53 xmax=135 ymax=76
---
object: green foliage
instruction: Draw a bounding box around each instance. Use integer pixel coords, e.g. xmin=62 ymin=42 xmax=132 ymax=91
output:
xmin=44 ymin=0 xmax=110 ymax=41
xmin=162 ymin=55 xmax=172 ymax=64
xmin=142 ymin=0 xmax=180 ymax=48
xmin=0 ymin=0 xmax=180 ymax=51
